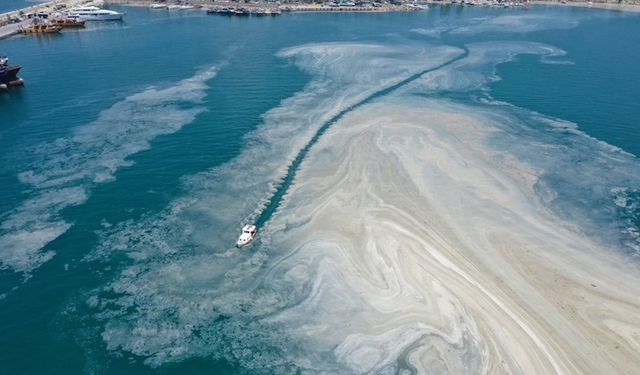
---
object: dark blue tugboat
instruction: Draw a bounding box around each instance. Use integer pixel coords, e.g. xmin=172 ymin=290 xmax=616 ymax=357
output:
xmin=0 ymin=54 xmax=24 ymax=92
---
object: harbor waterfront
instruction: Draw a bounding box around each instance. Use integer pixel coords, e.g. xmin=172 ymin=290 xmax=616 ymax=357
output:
xmin=0 ymin=0 xmax=87 ymax=39
xmin=2 ymin=3 xmax=640 ymax=375
xmin=2 ymin=0 xmax=639 ymax=37
xmin=0 ymin=0 xmax=420 ymax=38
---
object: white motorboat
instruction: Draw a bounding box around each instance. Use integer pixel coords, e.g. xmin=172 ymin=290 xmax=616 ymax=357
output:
xmin=67 ymin=6 xmax=125 ymax=21
xmin=149 ymin=4 xmax=167 ymax=9
xmin=236 ymin=225 xmax=257 ymax=247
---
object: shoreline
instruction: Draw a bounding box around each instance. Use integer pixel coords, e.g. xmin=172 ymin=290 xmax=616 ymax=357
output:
xmin=1 ymin=0 xmax=638 ymax=19
xmin=2 ymin=0 xmax=639 ymax=39
xmin=105 ymin=0 xmax=412 ymax=12
xmin=423 ymin=0 xmax=640 ymax=12
xmin=107 ymin=0 xmax=640 ymax=12
xmin=528 ymin=0 xmax=640 ymax=12
xmin=0 ymin=0 xmax=86 ymax=20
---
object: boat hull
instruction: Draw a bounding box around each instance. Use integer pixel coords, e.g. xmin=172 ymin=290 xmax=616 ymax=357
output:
xmin=18 ymin=26 xmax=62 ymax=34
xmin=236 ymin=238 xmax=254 ymax=247
xmin=0 ymin=56 xmax=24 ymax=92
xmin=67 ymin=11 xmax=124 ymax=21
xmin=1 ymin=66 xmax=21 ymax=83
xmin=1 ymin=56 xmax=24 ymax=90
xmin=51 ymin=19 xmax=86 ymax=27
xmin=72 ymin=14 xmax=123 ymax=21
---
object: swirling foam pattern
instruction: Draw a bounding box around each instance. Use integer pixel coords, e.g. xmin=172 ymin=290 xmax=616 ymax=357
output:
xmin=274 ymin=97 xmax=640 ymax=374
xmin=86 ymin=41 xmax=640 ymax=374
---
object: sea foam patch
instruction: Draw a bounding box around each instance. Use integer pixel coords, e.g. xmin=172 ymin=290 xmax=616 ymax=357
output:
xmin=83 ymin=39 xmax=640 ymax=374
xmin=86 ymin=42 xmax=462 ymax=262
xmin=410 ymin=28 xmax=442 ymax=38
xmin=82 ymin=42 xmax=468 ymax=370
xmin=451 ymin=14 xmax=580 ymax=35
xmin=0 ymin=66 xmax=219 ymax=276
xmin=406 ymin=41 xmax=569 ymax=93
xmin=402 ymin=40 xmax=640 ymax=257
xmin=267 ymin=97 xmax=640 ymax=374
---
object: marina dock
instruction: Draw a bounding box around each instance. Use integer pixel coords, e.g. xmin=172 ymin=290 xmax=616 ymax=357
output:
xmin=0 ymin=20 xmax=29 ymax=40
xmin=107 ymin=0 xmax=413 ymax=12
xmin=0 ymin=0 xmax=87 ymax=39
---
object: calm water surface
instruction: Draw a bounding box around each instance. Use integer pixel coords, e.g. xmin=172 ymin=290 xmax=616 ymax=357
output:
xmin=0 ymin=0 xmax=48 ymax=14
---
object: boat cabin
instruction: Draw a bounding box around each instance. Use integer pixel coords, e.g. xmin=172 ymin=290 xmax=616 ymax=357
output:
xmin=18 ymin=24 xmax=62 ymax=34
xmin=242 ymin=225 xmax=256 ymax=235
xmin=236 ymin=224 xmax=257 ymax=247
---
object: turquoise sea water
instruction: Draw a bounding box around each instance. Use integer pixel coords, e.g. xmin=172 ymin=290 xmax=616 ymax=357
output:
xmin=1 ymin=5 xmax=640 ymax=374
xmin=0 ymin=0 xmax=48 ymax=14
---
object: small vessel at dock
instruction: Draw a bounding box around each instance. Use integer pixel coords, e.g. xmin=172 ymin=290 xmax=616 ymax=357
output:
xmin=236 ymin=225 xmax=257 ymax=247
xmin=18 ymin=23 xmax=62 ymax=34
xmin=66 ymin=6 xmax=125 ymax=21
xmin=0 ymin=54 xmax=25 ymax=92
xmin=49 ymin=16 xmax=86 ymax=27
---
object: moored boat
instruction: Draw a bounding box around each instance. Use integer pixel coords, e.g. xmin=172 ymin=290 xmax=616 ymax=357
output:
xmin=49 ymin=16 xmax=86 ymax=27
xmin=18 ymin=23 xmax=63 ymax=34
xmin=236 ymin=225 xmax=257 ymax=247
xmin=0 ymin=54 xmax=25 ymax=91
xmin=149 ymin=4 xmax=167 ymax=9
xmin=66 ymin=6 xmax=125 ymax=21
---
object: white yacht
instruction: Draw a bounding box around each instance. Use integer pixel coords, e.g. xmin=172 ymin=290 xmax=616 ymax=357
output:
xmin=67 ymin=6 xmax=125 ymax=21
xmin=236 ymin=225 xmax=257 ymax=247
